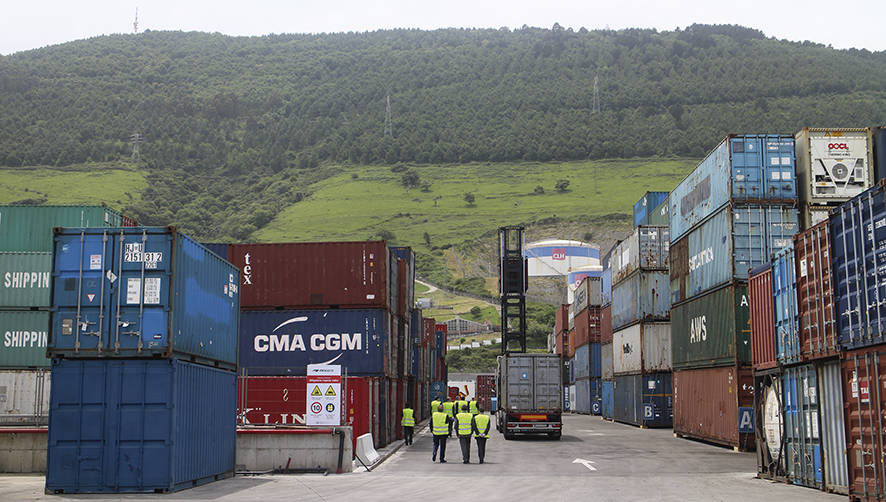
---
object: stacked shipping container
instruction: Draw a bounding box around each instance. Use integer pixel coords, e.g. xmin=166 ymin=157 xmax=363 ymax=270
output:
xmin=569 ymin=276 xmax=603 ymax=414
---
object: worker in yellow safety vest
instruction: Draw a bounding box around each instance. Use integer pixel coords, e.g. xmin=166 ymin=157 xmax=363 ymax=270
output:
xmin=401 ymin=403 xmax=415 ymax=446
xmin=472 ymin=403 xmax=491 ymax=464
xmin=431 ymin=398 xmax=441 ymax=417
xmin=431 ymin=404 xmax=453 ymax=463
xmin=441 ymin=399 xmax=455 ymax=437
xmin=469 ymin=399 xmax=479 ymax=415
xmin=454 ymin=404 xmax=475 ymax=464
xmin=457 ymin=398 xmax=468 ymax=417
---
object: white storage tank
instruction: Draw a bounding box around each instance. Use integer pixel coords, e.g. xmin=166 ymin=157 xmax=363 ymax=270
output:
xmin=524 ymin=239 xmax=600 ymax=277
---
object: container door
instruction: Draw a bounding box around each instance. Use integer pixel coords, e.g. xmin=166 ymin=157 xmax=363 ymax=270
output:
xmin=731 ymin=206 xmax=764 ymax=280
xmin=773 ymin=249 xmax=801 ymax=365
xmin=783 ymin=364 xmax=823 ymax=489
xmin=533 ymin=357 xmax=561 ymax=411
xmin=506 ymin=356 xmax=533 ymax=410
xmin=763 ymin=135 xmax=797 ymax=200
xmin=818 ymin=361 xmax=848 ymax=494
xmin=730 ymin=137 xmax=764 ymax=199
xmin=843 ymin=351 xmax=886 ymax=499
xmin=642 ymin=373 xmax=673 ymax=428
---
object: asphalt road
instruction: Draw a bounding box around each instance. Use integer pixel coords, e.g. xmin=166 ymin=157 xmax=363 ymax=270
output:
xmin=0 ymin=414 xmax=841 ymax=501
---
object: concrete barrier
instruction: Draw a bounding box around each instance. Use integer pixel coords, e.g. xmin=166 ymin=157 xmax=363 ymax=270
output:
xmin=0 ymin=427 xmax=47 ymax=473
xmin=236 ymin=427 xmax=353 ymax=473
xmin=355 ymin=433 xmax=380 ymax=467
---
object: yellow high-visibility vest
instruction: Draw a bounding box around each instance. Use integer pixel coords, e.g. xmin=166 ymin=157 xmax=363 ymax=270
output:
xmin=474 ymin=414 xmax=491 ymax=438
xmin=469 ymin=400 xmax=479 ymax=415
xmin=442 ymin=401 xmax=454 ymax=416
xmin=431 ymin=412 xmax=449 ymax=436
xmin=431 ymin=400 xmax=441 ymax=413
xmin=456 ymin=412 xmax=474 ymax=436
xmin=401 ymin=408 xmax=415 ymax=427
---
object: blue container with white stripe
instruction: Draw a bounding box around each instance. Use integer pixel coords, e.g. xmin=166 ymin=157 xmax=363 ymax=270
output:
xmin=772 ymin=247 xmax=801 ymax=365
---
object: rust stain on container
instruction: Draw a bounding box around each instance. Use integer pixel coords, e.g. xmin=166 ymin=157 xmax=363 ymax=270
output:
xmin=601 ymin=304 xmax=612 ymax=344
xmin=842 ymin=347 xmax=886 ymax=500
xmin=673 ymin=365 xmax=755 ymax=451
xmin=794 ymin=221 xmax=839 ymax=361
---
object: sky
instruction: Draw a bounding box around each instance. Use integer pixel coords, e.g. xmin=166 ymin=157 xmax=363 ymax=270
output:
xmin=1 ymin=0 xmax=884 ymax=56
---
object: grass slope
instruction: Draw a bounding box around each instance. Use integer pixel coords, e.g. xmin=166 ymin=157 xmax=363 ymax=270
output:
xmin=0 ymin=163 xmax=146 ymax=208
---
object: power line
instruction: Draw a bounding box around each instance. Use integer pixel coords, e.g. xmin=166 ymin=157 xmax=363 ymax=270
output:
xmin=384 ymin=94 xmax=392 ymax=137
xmin=592 ymin=72 xmax=600 ymax=114
xmin=130 ymin=133 xmax=142 ymax=162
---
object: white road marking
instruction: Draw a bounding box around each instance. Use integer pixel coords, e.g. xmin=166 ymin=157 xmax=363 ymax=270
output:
xmin=573 ymin=458 xmax=597 ymax=471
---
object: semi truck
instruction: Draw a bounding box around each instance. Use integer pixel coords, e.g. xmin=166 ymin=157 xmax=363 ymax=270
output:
xmin=496 ymin=353 xmax=563 ymax=439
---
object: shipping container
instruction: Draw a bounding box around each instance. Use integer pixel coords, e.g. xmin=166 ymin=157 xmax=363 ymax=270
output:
xmin=228 ymin=241 xmax=394 ymax=311
xmin=573 ymin=306 xmax=602 ymax=347
xmin=389 ymin=247 xmax=415 ymax=314
xmin=601 ymin=304 xmax=612 ymax=344
xmin=49 ymin=227 xmax=239 ymax=369
xmin=566 ymin=328 xmax=575 ymax=358
xmin=799 ymin=204 xmax=833 ymax=231
xmin=671 ymin=282 xmax=750 ymax=370
xmin=46 ymin=358 xmax=235 ymax=493
xmin=611 ymin=226 xmax=670 ymax=284
xmin=669 ymin=134 xmax=797 ymax=241
xmin=0 ymin=205 xmax=128 ymax=252
xmin=199 ymin=243 xmax=230 ymax=261
xmin=875 ymin=126 xmax=886 ymax=182
xmin=611 ymin=270 xmax=669 ymax=331
xmin=430 ymin=381 xmax=446 ymax=401
xmin=573 ymin=377 xmax=601 ymax=415
xmin=0 ymin=252 xmax=52 ymax=308
xmin=602 ymin=379 xmax=614 ymax=419
xmin=0 ymin=310 xmax=50 ymax=369
xmin=817 ymin=359 xmax=848 ymax=494
xmin=830 ymin=184 xmax=886 ymax=350
xmin=772 ymin=247 xmax=801 ymax=365
xmin=573 ymin=276 xmax=603 ymax=313
xmin=0 ymin=369 xmax=49 ymax=425
xmin=673 ymin=365 xmax=754 ymax=451
xmin=669 ymin=203 xmax=798 ymax=304
xmin=612 ymin=322 xmax=672 ymax=375
xmin=782 ymin=363 xmax=823 ymax=489
xmin=601 ymin=342 xmax=613 ymax=380
xmin=574 ymin=343 xmax=601 ymax=380
xmin=567 ymin=357 xmax=575 ymax=384
xmin=750 ymin=265 xmax=777 ymax=370
xmin=496 ymin=353 xmax=562 ymax=437
xmin=555 ymin=304 xmax=569 ymax=337
xmin=475 ymin=374 xmax=494 ymax=412
xmin=794 ymin=222 xmax=839 ymax=361
xmin=612 ymin=373 xmax=673 ymax=428
xmin=601 ymin=249 xmax=612 ymax=304
xmin=795 ymin=127 xmax=875 ymax=205
xmin=754 ymin=371 xmax=787 ymax=482
xmin=648 ymin=195 xmax=670 ymax=226
xmin=634 ymin=191 xmax=669 ymax=228
xmin=841 ymin=347 xmax=886 ymax=500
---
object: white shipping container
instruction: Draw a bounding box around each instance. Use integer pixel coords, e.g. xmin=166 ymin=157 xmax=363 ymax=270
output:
xmin=612 ymin=322 xmax=672 ymax=375
xmin=795 ymin=127 xmax=874 ymax=204
xmin=0 ymin=369 xmax=49 ymax=425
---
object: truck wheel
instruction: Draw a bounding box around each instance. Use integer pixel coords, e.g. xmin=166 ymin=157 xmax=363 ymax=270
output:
xmin=549 ymin=432 xmax=561 ymax=440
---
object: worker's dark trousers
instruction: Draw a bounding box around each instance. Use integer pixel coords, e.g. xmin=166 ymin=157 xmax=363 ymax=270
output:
xmin=474 ymin=437 xmax=487 ymax=463
xmin=458 ymin=436 xmax=472 ymax=463
xmin=432 ymin=435 xmax=447 ymax=462
xmin=403 ymin=426 xmax=413 ymax=445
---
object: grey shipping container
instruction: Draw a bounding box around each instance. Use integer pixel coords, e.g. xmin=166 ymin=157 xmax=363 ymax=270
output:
xmin=0 ymin=205 xmax=126 ymax=252
xmin=611 ymin=270 xmax=670 ymax=331
xmin=0 ymin=310 xmax=50 ymax=368
xmin=611 ymin=226 xmax=670 ymax=285
xmin=0 ymin=369 xmax=49 ymax=426
xmin=0 ymin=252 xmax=52 ymax=308
xmin=818 ymin=360 xmax=848 ymax=494
xmin=497 ymin=353 xmax=562 ymax=412
xmin=612 ymin=322 xmax=672 ymax=375
xmin=573 ymin=276 xmax=603 ymax=313
xmin=601 ymin=342 xmax=613 ymax=380
xmin=648 ymin=195 xmax=670 ymax=226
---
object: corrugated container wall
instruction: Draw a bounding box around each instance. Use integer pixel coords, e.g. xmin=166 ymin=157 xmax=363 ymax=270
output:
xmin=875 ymin=126 xmax=886 ymax=182
xmin=794 ymin=221 xmax=839 ymax=360
xmin=228 ymin=241 xmax=393 ymax=311
xmin=601 ymin=249 xmax=612 ymax=304
xmin=795 ymin=128 xmax=874 ymax=208
xmin=573 ymin=343 xmax=601 ymax=380
xmin=612 ymin=322 xmax=672 ymax=375
xmin=0 ymin=252 xmax=52 ymax=307
xmin=830 ymin=184 xmax=886 ymax=350
xmin=612 ymin=373 xmax=673 ymax=428
xmin=573 ymin=276 xmax=603 ymax=313
xmin=389 ymin=246 xmax=414 ymax=315
xmin=573 ymin=306 xmax=602 ymax=347
xmin=601 ymin=342 xmax=613 ymax=380
xmin=671 ymin=282 xmax=750 ymax=370
xmin=669 ymin=134 xmax=797 ymax=242
xmin=772 ymin=247 xmax=801 ymax=365
xmin=0 ymin=369 xmax=49 ymax=425
xmin=818 ymin=359 xmax=848 ymax=495
xmin=611 ymin=226 xmax=669 ymax=284
xmin=673 ymin=365 xmax=754 ymax=451
xmin=601 ymin=304 xmax=612 ymax=344
xmin=841 ymin=347 xmax=886 ymax=500
xmin=49 ymin=227 xmax=240 ymax=369
xmin=633 ymin=191 xmax=669 ymax=228
xmin=648 ymin=195 xmax=670 ymax=226
xmin=0 ymin=205 xmax=126 ymax=252
xmin=46 ymin=358 xmax=236 ymax=493
xmin=782 ymin=363 xmax=823 ymax=489
xmin=669 ymin=203 xmax=798 ymax=305
xmin=0 ymin=310 xmax=50 ymax=368
xmin=749 ymin=265 xmax=777 ymax=370
xmin=601 ymin=380 xmax=614 ymax=419
xmin=611 ymin=270 xmax=670 ymax=331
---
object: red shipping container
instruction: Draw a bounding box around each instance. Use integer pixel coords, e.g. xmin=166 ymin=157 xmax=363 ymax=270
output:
xmin=673 ymin=366 xmax=754 ymax=451
xmin=601 ymin=304 xmax=612 ymax=344
xmin=121 ymin=215 xmax=138 ymax=227
xmin=555 ymin=304 xmax=569 ymax=335
xmin=397 ymin=259 xmax=407 ymax=317
xmin=566 ymin=328 xmax=575 ymax=358
xmin=574 ymin=308 xmax=590 ymax=347
xmin=842 ymin=347 xmax=886 ymax=500
xmin=229 ymin=241 xmax=394 ymax=310
xmin=422 ymin=318 xmax=435 ymax=346
xmin=749 ymin=265 xmax=777 ymax=370
xmin=794 ymin=221 xmax=839 ymax=361
xmin=475 ymin=374 xmax=495 ymax=412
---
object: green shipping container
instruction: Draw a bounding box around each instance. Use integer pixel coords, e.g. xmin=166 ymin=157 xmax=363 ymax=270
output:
xmin=671 ymin=282 xmax=750 ymax=370
xmin=0 ymin=253 xmax=52 ymax=307
xmin=0 ymin=205 xmax=124 ymax=252
xmin=0 ymin=310 xmax=50 ymax=368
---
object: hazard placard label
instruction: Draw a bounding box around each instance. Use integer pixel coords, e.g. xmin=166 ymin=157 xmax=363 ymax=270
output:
xmin=311 ymin=385 xmax=322 ymax=397
xmin=325 ymin=386 xmax=336 ymax=396
xmin=306 ymin=364 xmax=341 ymax=426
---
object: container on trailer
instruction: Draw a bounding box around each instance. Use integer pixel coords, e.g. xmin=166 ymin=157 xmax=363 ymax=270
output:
xmin=573 ymin=276 xmax=603 ymax=313
xmin=573 ymin=343 xmax=601 ymax=379
xmin=496 ymin=353 xmax=562 ymax=412
xmin=795 ymin=127 xmax=874 ymax=208
xmin=0 ymin=205 xmax=128 ymax=252
xmin=669 ymin=203 xmax=798 ymax=304
xmin=611 ymin=270 xmax=669 ymax=330
xmin=749 ymin=264 xmax=777 ymax=371
xmin=0 ymin=310 xmax=50 ymax=368
xmin=46 ymin=358 xmax=236 ymax=493
xmin=602 ymin=380 xmax=614 ymax=419
xmin=673 ymin=365 xmax=755 ymax=451
xmin=634 ymin=191 xmax=669 ymax=228
xmin=601 ymin=304 xmax=612 ymax=343
xmin=669 ymin=134 xmax=797 ymax=242
xmin=875 ymin=126 xmax=886 ymax=182
xmin=648 ymin=195 xmax=670 ymax=226
xmin=794 ymin=221 xmax=839 ymax=361
xmin=840 ymin=346 xmax=886 ymax=499
xmin=782 ymin=363 xmax=823 ymax=489
xmin=830 ymin=184 xmax=886 ymax=350
xmin=0 ymin=369 xmax=49 ymax=426
xmin=754 ymin=371 xmax=786 ymax=482
xmin=612 ymin=373 xmax=673 ymax=428
xmin=671 ymin=282 xmax=750 ymax=370
xmin=611 ymin=226 xmax=670 ymax=284
xmin=601 ymin=342 xmax=613 ymax=380
xmin=612 ymin=322 xmax=672 ymax=375
xmin=49 ymin=227 xmax=240 ymax=369
xmin=817 ymin=359 xmax=848 ymax=495
xmin=772 ymin=247 xmax=801 ymax=366
xmin=0 ymin=252 xmax=52 ymax=308
xmin=228 ymin=241 xmax=394 ymax=311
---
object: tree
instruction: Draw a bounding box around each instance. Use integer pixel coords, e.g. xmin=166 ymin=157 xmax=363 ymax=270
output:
xmin=401 ymin=170 xmax=419 ymax=189
xmin=555 ymin=179 xmax=570 ymax=193
xmin=423 ymin=232 xmax=431 ymax=246
xmin=533 ymin=185 xmax=545 ymax=194
xmin=470 ymin=306 xmax=482 ymax=317
xmin=464 ymin=192 xmax=476 ymax=206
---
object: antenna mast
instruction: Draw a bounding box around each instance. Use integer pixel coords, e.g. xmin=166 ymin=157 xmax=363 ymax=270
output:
xmin=130 ymin=133 xmax=141 ymax=162
xmin=384 ymin=95 xmax=392 ymax=137
xmin=133 ymin=8 xmax=139 ymax=34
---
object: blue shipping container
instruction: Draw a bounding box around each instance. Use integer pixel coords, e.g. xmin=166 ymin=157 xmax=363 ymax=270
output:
xmin=573 ymin=377 xmax=601 ymax=415
xmin=46 ymin=358 xmax=235 ymax=493
xmin=50 ymin=227 xmax=240 ymax=369
xmin=602 ymin=380 xmax=614 ymax=419
xmin=782 ymin=364 xmax=823 ymax=489
xmin=430 ymin=381 xmax=446 ymax=401
xmin=574 ymin=343 xmax=602 ymax=379
xmin=613 ymin=373 xmax=673 ymax=428
xmin=601 ymin=266 xmax=612 ymax=304
xmin=199 ymin=243 xmax=230 ymax=261
xmin=239 ymin=309 xmax=390 ymax=376
xmin=874 ymin=126 xmax=886 ymax=183
xmin=772 ymin=247 xmax=801 ymax=365
xmin=567 ymin=357 xmax=575 ymax=384
xmin=670 ymin=204 xmax=798 ymax=304
xmin=634 ymin=191 xmax=669 ymax=228
xmin=611 ymin=270 xmax=670 ymax=331
xmin=830 ymin=185 xmax=886 ymax=349
xmin=669 ymin=134 xmax=797 ymax=242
